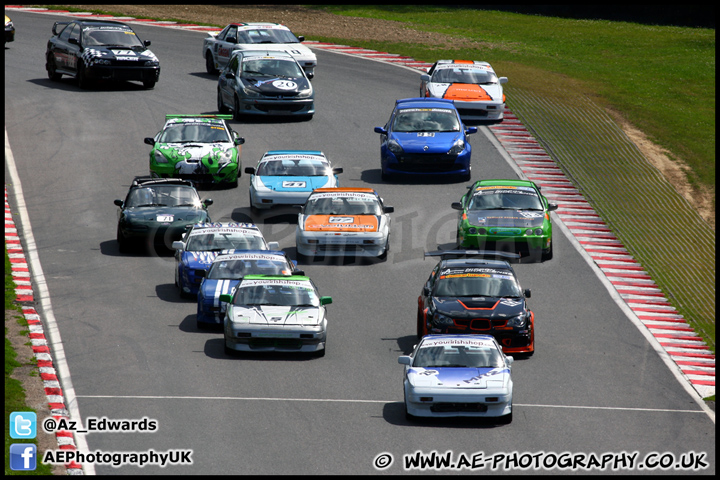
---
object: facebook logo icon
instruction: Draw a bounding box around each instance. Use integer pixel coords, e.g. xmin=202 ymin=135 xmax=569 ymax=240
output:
xmin=10 ymin=411 xmax=37 ymax=438
xmin=10 ymin=444 xmax=37 ymax=471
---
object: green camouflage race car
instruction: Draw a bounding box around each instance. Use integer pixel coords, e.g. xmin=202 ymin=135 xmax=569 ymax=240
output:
xmin=145 ymin=115 xmax=245 ymax=187
xmin=452 ymin=179 xmax=558 ymax=262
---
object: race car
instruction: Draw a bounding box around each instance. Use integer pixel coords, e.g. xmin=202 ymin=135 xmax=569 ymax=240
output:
xmin=217 ymin=50 xmax=314 ymax=120
xmin=295 ymin=188 xmax=394 ymax=261
xmin=245 ymin=150 xmax=343 ymax=210
xmin=419 ymin=60 xmax=507 ymax=123
xmin=374 ymin=98 xmax=477 ymax=181
xmin=220 ymin=275 xmax=332 ymax=356
xmin=45 ymin=19 xmax=160 ymax=89
xmin=398 ymin=334 xmax=514 ymax=422
xmin=417 ymin=250 xmax=534 ymax=356
xmin=196 ymin=251 xmax=300 ymax=328
xmin=452 ymin=179 xmax=558 ymax=262
xmin=5 ymin=15 xmax=14 ymax=44
xmin=203 ymin=22 xmax=317 ymax=77
xmin=114 ymin=178 xmax=212 ymax=252
xmin=172 ymin=223 xmax=279 ymax=298
xmin=145 ymin=115 xmax=245 ymax=187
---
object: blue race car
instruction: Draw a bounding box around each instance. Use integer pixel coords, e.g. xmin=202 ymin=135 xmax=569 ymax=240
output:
xmin=196 ymin=250 xmax=301 ymax=328
xmin=245 ymin=150 xmax=343 ymax=211
xmin=172 ymin=223 xmax=279 ymax=298
xmin=374 ymin=98 xmax=477 ymax=181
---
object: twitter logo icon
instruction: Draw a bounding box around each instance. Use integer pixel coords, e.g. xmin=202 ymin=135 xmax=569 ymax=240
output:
xmin=10 ymin=412 xmax=37 ymax=439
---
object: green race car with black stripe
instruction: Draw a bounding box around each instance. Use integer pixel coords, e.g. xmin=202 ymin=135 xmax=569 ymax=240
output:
xmin=145 ymin=115 xmax=245 ymax=187
xmin=452 ymin=179 xmax=558 ymax=262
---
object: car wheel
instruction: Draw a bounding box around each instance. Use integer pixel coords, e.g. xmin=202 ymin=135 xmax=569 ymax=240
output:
xmin=76 ymin=62 xmax=90 ymax=89
xmin=116 ymin=225 xmax=130 ymax=253
xmin=403 ymin=393 xmax=416 ymax=421
xmin=217 ymin=89 xmax=229 ymax=114
xmin=497 ymin=410 xmax=513 ymax=425
xmin=205 ymin=52 xmax=217 ymax=75
xmin=196 ymin=319 xmax=206 ymax=330
xmin=223 ymin=340 xmax=235 ymax=357
xmin=248 ymin=192 xmax=261 ymax=214
xmin=378 ymin=237 xmax=389 ymax=261
xmin=541 ymin=241 xmax=553 ymax=261
xmin=233 ymin=95 xmax=243 ymax=121
xmin=47 ymin=55 xmax=62 ymax=81
xmin=416 ymin=310 xmax=427 ymax=339
xmin=143 ymin=78 xmax=156 ymax=89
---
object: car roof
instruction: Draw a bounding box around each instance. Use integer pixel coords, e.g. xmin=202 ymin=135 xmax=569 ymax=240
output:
xmin=434 ymin=59 xmax=494 ymax=69
xmin=190 ymin=222 xmax=259 ymax=231
xmin=211 ymin=251 xmax=288 ymax=262
xmin=241 ymin=274 xmax=311 ymax=282
xmin=263 ymin=150 xmax=325 ymax=157
xmin=473 ymin=179 xmax=538 ymax=189
xmin=164 ymin=114 xmax=231 ymax=126
xmin=420 ymin=333 xmax=497 ymax=343
xmin=131 ymin=177 xmax=195 ymax=188
xmin=312 ymin=187 xmax=376 ymax=194
xmin=395 ymin=97 xmax=457 ymax=110
xmin=228 ymin=22 xmax=286 ymax=28
xmin=235 ymin=50 xmax=295 ymax=60
xmin=440 ymin=257 xmax=514 ymax=270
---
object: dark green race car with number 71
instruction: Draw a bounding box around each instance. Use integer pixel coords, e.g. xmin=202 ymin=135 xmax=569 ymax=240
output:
xmin=452 ymin=179 xmax=558 ymax=262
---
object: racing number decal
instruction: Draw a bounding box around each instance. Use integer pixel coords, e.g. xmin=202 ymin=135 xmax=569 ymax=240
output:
xmin=282 ymin=181 xmax=306 ymax=188
xmin=272 ymin=80 xmax=298 ymax=90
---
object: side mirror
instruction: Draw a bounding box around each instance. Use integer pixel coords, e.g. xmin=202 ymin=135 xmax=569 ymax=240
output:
xmin=374 ymin=126 xmax=387 ymax=135
xmin=227 ymin=36 xmax=237 ymax=44
xmin=235 ymin=137 xmax=245 ymax=145
xmin=499 ymin=77 xmax=508 ymax=84
xmin=196 ymin=270 xmax=206 ymax=279
xmin=466 ymin=126 xmax=478 ymax=135
xmin=306 ymin=71 xmax=314 ymax=80
xmin=144 ymin=137 xmax=155 ymax=146
xmin=398 ymin=356 xmax=412 ymax=365
xmin=267 ymin=241 xmax=280 ymax=250
xmin=226 ymin=71 xmax=235 ymax=80
xmin=524 ymin=288 xmax=531 ymax=298
xmin=422 ymin=286 xmax=430 ymax=296
xmin=420 ymin=74 xmax=430 ymax=83
xmin=332 ymin=167 xmax=343 ymax=175
xmin=171 ymin=241 xmax=184 ymax=251
xmin=451 ymin=202 xmax=463 ymax=210
xmin=291 ymin=269 xmax=305 ymax=276
xmin=114 ymin=199 xmax=123 ymax=207
xmin=203 ymin=198 xmax=214 ymax=207
xmin=244 ymin=167 xmax=255 ymax=175
xmin=505 ymin=355 xmax=514 ymax=365
xmin=320 ymin=296 xmax=332 ymax=306
xmin=547 ymin=203 xmax=558 ymax=212
xmin=144 ymin=40 xmax=151 ymax=47
xmin=297 ymin=35 xmax=305 ymax=42
xmin=219 ymin=294 xmax=232 ymax=303
xmin=68 ymin=37 xmax=80 ymax=46
xmin=383 ymin=206 xmax=394 ymax=214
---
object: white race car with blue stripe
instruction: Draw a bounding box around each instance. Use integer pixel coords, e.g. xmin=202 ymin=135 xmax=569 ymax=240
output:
xmin=196 ymin=251 xmax=299 ymax=328
xmin=398 ymin=334 xmax=514 ymax=423
xmin=245 ymin=150 xmax=343 ymax=210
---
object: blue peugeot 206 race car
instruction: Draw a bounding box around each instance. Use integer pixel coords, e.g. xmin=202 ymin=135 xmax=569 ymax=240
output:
xmin=196 ymin=250 xmax=302 ymax=328
xmin=374 ymin=98 xmax=477 ymax=181
xmin=172 ymin=223 xmax=279 ymax=298
xmin=245 ymin=150 xmax=343 ymax=211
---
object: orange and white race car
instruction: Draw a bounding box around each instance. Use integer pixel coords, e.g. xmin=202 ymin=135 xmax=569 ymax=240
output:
xmin=419 ymin=60 xmax=507 ymax=124
xmin=295 ymin=188 xmax=394 ymax=261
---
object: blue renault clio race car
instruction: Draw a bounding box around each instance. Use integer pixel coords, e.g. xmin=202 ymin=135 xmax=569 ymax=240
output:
xmin=374 ymin=98 xmax=477 ymax=181
xmin=172 ymin=223 xmax=279 ymax=298
xmin=196 ymin=250 xmax=300 ymax=328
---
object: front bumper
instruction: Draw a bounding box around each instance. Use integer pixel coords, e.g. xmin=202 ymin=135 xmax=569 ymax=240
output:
xmin=224 ymin=321 xmax=326 ymax=353
xmin=86 ymin=64 xmax=160 ymax=83
xmin=430 ymin=317 xmax=534 ymax=354
xmin=151 ymin=161 xmax=239 ymax=185
xmin=382 ymin=150 xmax=470 ymax=176
xmin=296 ymin=230 xmax=388 ymax=258
xmin=453 ymin=100 xmax=505 ymax=123
xmin=250 ymin=187 xmax=312 ymax=209
xmin=458 ymin=231 xmax=550 ymax=255
xmin=405 ymin=384 xmax=512 ymax=418
xmin=237 ymin=95 xmax=314 ymax=116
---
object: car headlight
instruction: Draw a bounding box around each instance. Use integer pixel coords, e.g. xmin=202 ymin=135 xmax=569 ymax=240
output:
xmin=154 ymin=150 xmax=168 ymax=164
xmin=388 ymin=139 xmax=403 ymax=154
xmin=231 ymin=315 xmax=250 ymax=324
xmin=144 ymin=60 xmax=159 ymax=67
xmin=448 ymin=139 xmax=465 ymax=155
xmin=242 ymin=86 xmax=261 ymax=98
xmin=506 ymin=314 xmax=526 ymax=328
xmin=218 ymin=149 xmax=234 ymax=162
xmin=296 ymin=87 xmax=313 ymax=99
xmin=432 ymin=312 xmax=454 ymax=328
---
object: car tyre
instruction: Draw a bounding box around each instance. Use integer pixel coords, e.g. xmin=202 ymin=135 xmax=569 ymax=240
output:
xmin=416 ymin=310 xmax=427 ymax=339
xmin=378 ymin=238 xmax=389 ymax=261
xmin=205 ymin=52 xmax=217 ymax=75
xmin=76 ymin=62 xmax=90 ymax=89
xmin=47 ymin=56 xmax=62 ymax=81
xmin=143 ymin=78 xmax=156 ymax=89
xmin=233 ymin=95 xmax=243 ymax=121
xmin=541 ymin=241 xmax=553 ymax=261
xmin=497 ymin=410 xmax=513 ymax=425
xmin=223 ymin=340 xmax=235 ymax=357
xmin=217 ymin=89 xmax=229 ymax=114
xmin=116 ymin=226 xmax=130 ymax=253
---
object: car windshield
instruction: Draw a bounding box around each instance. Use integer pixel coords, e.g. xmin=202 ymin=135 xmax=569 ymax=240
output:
xmin=434 ymin=275 xmax=522 ymax=297
xmin=186 ymin=232 xmax=267 ymax=252
xmin=468 ymin=189 xmax=545 ymax=211
xmin=126 ymin=185 xmax=200 ymax=208
xmin=392 ymin=109 xmax=460 ymax=133
xmin=413 ymin=344 xmax=505 ymax=368
xmin=207 ymin=257 xmax=291 ymax=279
xmin=304 ymin=196 xmax=382 ymax=216
xmin=240 ymin=28 xmax=299 ymax=44
xmin=257 ymin=159 xmax=330 ymax=176
xmin=233 ymin=283 xmax=319 ymax=306
xmin=431 ymin=68 xmax=498 ymax=85
xmin=241 ymin=58 xmax=303 ymax=78
xmin=159 ymin=123 xmax=230 ymax=143
xmin=82 ymin=28 xmax=145 ymax=48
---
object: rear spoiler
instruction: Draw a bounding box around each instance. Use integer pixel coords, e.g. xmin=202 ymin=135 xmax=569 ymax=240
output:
xmin=423 ymin=249 xmax=521 ymax=261
xmin=52 ymin=21 xmax=70 ymax=36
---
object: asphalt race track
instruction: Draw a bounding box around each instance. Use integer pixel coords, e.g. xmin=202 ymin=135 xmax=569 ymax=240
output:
xmin=4 ymin=11 xmax=714 ymax=475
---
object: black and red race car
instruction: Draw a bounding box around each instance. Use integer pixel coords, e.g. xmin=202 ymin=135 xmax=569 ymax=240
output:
xmin=416 ymin=250 xmax=534 ymax=355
